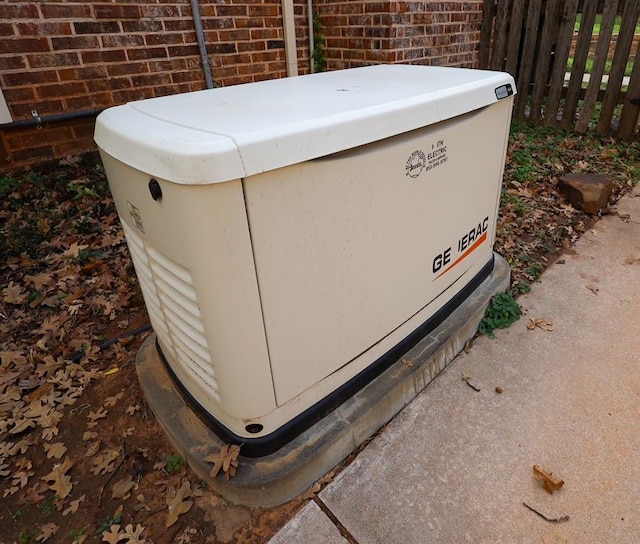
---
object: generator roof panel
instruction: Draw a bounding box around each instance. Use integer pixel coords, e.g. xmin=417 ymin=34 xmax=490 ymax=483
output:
xmin=94 ymin=64 xmax=515 ymax=184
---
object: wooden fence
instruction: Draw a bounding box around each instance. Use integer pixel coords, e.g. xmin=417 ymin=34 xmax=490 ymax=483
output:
xmin=479 ymin=0 xmax=640 ymax=139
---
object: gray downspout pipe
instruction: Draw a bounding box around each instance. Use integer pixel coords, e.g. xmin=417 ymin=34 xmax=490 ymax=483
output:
xmin=190 ymin=0 xmax=215 ymax=89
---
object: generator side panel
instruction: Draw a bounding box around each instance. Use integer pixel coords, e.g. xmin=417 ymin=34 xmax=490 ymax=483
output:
xmin=100 ymin=154 xmax=277 ymax=434
xmin=244 ymin=99 xmax=513 ymax=407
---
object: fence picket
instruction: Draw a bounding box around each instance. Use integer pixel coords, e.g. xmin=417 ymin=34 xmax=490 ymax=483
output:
xmin=574 ymin=0 xmax=620 ymax=133
xmin=596 ymin=0 xmax=640 ymax=135
xmin=529 ymin=0 xmax=562 ymax=122
xmin=491 ymin=0 xmax=513 ymax=71
xmin=618 ymin=47 xmax=640 ymax=139
xmin=479 ymin=0 xmax=495 ymax=69
xmin=514 ymin=0 xmax=543 ymax=117
xmin=505 ymin=0 xmax=528 ymax=77
xmin=543 ymin=0 xmax=580 ymax=126
xmin=561 ymin=1 xmax=599 ymax=130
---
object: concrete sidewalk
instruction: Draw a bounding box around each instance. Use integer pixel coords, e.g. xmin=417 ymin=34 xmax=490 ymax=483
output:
xmin=269 ymin=184 xmax=640 ymax=544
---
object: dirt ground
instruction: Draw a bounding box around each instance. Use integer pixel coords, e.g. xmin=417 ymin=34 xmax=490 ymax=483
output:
xmin=1 ymin=123 xmax=639 ymax=544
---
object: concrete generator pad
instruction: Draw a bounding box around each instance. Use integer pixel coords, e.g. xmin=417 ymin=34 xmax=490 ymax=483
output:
xmin=272 ymin=186 xmax=640 ymax=543
xmin=136 ymin=255 xmax=509 ymax=507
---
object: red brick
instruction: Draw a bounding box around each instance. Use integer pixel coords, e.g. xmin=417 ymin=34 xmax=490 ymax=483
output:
xmin=249 ymin=4 xmax=281 ymax=17
xmin=85 ymin=78 xmax=116 ymax=93
xmin=364 ymin=2 xmax=389 ymax=14
xmin=250 ymin=28 xmax=281 ymax=40
xmin=0 ymin=37 xmax=50 ymax=54
xmin=52 ymin=36 xmax=100 ymax=51
xmin=55 ymin=136 xmax=97 ymax=158
xmin=122 ymin=20 xmax=165 ymax=33
xmin=211 ymin=42 xmax=237 ymax=54
xmin=0 ymin=5 xmax=39 ymax=19
xmin=94 ymin=4 xmax=142 ymax=19
xmin=131 ymin=73 xmax=172 ymax=88
xmin=170 ymin=71 xmax=201 ymax=84
xmin=41 ymin=4 xmax=92 ymax=19
xmin=216 ymin=28 xmax=251 ymax=41
xmin=0 ymin=56 xmax=27 ymax=71
xmin=145 ymin=33 xmax=185 ymax=46
xmin=0 ymin=23 xmax=16 ymax=37
xmin=164 ymin=19 xmax=194 ymax=32
xmin=27 ymin=52 xmax=81 ymax=69
xmin=216 ymin=5 xmax=249 ymax=17
xmin=106 ymin=63 xmax=149 ymax=77
xmin=140 ymin=5 xmax=180 ymax=18
xmin=239 ymin=41 xmax=267 ymax=52
xmin=74 ymin=21 xmax=121 ymax=34
xmin=8 ymin=145 xmax=55 ymax=164
xmin=2 ymin=70 xmax=59 ymax=87
xmin=37 ymin=82 xmax=89 ymax=100
xmin=127 ymin=47 xmax=169 ymax=61
xmin=73 ymin=65 xmax=109 ymax=80
xmin=15 ymin=22 xmax=73 ymax=35
xmin=101 ymin=35 xmax=145 ymax=48
xmin=113 ymin=88 xmax=154 ymax=103
xmin=81 ymin=50 xmax=127 ymax=64
xmin=2 ymin=87 xmax=36 ymax=103
xmin=149 ymin=58 xmax=190 ymax=72
xmin=168 ymin=44 xmax=200 ymax=57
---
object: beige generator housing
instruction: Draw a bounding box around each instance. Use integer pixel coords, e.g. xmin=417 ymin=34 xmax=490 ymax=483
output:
xmin=95 ymin=65 xmax=515 ymax=456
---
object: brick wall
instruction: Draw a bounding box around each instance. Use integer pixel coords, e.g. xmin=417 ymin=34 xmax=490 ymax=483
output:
xmin=0 ymin=0 xmax=311 ymax=170
xmin=315 ymin=1 xmax=484 ymax=69
xmin=0 ymin=1 xmax=483 ymax=172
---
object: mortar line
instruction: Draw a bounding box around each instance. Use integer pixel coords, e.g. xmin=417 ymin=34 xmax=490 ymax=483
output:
xmin=313 ymin=496 xmax=360 ymax=544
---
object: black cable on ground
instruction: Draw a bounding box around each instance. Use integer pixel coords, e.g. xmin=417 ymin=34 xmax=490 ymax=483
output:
xmin=69 ymin=323 xmax=152 ymax=364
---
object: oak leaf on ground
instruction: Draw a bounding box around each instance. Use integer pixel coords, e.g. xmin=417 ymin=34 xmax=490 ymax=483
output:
xmin=165 ymin=480 xmax=193 ymax=528
xmin=41 ymin=456 xmax=74 ymax=498
xmin=205 ymin=444 xmax=241 ymax=480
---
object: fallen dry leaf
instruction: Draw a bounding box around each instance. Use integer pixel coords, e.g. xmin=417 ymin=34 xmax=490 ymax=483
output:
xmin=87 ymin=407 xmax=108 ymax=428
xmin=41 ymin=456 xmax=74 ymax=499
xmin=63 ymin=494 xmax=86 ymax=516
xmin=527 ymin=318 xmax=554 ymax=332
xmin=123 ymin=523 xmax=147 ymax=544
xmin=101 ymin=525 xmax=124 ymax=544
xmin=533 ymin=464 xmax=565 ymax=494
xmin=19 ymin=481 xmax=48 ymax=504
xmin=104 ymin=392 xmax=124 ymax=407
xmin=91 ymin=449 xmax=121 ymax=475
xmin=111 ymin=476 xmax=136 ymax=500
xmin=166 ymin=480 xmax=193 ymax=528
xmin=35 ymin=522 xmax=59 ymax=542
xmin=44 ymin=442 xmax=67 ymax=459
xmin=3 ymin=282 xmax=27 ymax=305
xmin=204 ymin=444 xmax=241 ymax=480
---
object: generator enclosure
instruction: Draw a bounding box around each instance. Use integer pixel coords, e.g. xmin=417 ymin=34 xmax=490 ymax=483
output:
xmin=95 ymin=65 xmax=515 ymax=455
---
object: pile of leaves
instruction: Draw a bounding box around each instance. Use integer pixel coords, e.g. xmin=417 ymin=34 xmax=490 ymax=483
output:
xmin=0 ymin=121 xmax=638 ymax=543
xmin=0 ymin=155 xmax=303 ymax=544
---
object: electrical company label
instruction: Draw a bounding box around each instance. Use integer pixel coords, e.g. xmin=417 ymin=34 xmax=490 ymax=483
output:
xmin=405 ymin=139 xmax=448 ymax=178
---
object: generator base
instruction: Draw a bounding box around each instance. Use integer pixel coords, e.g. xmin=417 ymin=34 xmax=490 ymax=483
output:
xmin=135 ymin=253 xmax=510 ymax=507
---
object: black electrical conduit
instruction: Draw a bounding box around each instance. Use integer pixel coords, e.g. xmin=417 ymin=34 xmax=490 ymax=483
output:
xmin=69 ymin=323 xmax=152 ymax=364
xmin=0 ymin=108 xmax=103 ymax=131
